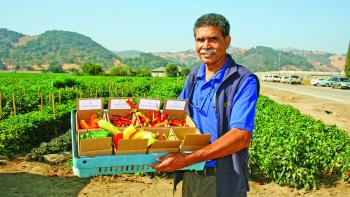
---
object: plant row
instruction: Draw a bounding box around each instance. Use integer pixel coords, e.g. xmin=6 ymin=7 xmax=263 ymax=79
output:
xmin=0 ymin=73 xmax=184 ymax=119
xmin=250 ymin=96 xmax=350 ymax=189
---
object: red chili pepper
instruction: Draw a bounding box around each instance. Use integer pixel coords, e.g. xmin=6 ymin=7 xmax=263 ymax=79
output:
xmin=149 ymin=121 xmax=156 ymax=127
xmin=161 ymin=113 xmax=168 ymax=122
xmin=126 ymin=99 xmax=137 ymax=110
xmin=113 ymin=133 xmax=123 ymax=149
xmin=179 ymin=120 xmax=185 ymax=127
xmin=156 ymin=110 xmax=161 ymax=119
xmin=119 ymin=117 xmax=129 ymax=122
xmin=173 ymin=119 xmax=179 ymax=126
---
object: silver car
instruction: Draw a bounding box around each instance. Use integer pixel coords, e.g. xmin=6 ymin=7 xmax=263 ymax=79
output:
xmin=331 ymin=77 xmax=350 ymax=89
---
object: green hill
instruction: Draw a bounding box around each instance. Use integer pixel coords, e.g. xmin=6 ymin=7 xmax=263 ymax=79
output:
xmin=0 ymin=28 xmax=25 ymax=69
xmin=234 ymin=46 xmax=313 ymax=72
xmin=122 ymin=52 xmax=176 ymax=68
xmin=4 ymin=30 xmax=119 ymax=69
xmin=154 ymin=47 xmax=315 ymax=71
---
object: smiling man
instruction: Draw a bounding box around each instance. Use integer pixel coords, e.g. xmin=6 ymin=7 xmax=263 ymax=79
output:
xmin=150 ymin=13 xmax=259 ymax=197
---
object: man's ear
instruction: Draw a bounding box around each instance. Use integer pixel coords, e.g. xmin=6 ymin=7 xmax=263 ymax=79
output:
xmin=225 ymin=36 xmax=231 ymax=49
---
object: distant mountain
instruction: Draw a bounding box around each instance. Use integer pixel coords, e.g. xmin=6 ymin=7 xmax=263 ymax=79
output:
xmin=121 ymin=52 xmax=177 ymax=69
xmin=279 ymin=49 xmax=345 ymax=71
xmin=234 ymin=46 xmax=314 ymax=72
xmin=1 ymin=29 xmax=120 ymax=70
xmin=0 ymin=28 xmax=24 ymax=68
xmin=115 ymin=50 xmax=144 ymax=58
xmin=151 ymin=46 xmax=344 ymax=72
xmin=0 ymin=28 xmax=345 ymax=72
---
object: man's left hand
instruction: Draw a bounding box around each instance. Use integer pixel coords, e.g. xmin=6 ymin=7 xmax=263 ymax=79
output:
xmin=149 ymin=152 xmax=191 ymax=172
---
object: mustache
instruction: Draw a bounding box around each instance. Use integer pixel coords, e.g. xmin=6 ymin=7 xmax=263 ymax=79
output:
xmin=199 ymin=48 xmax=217 ymax=55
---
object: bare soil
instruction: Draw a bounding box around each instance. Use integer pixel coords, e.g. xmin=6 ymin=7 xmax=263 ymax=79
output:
xmin=0 ymin=86 xmax=349 ymax=197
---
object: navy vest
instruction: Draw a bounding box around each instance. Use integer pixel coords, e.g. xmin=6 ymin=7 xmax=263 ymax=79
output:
xmin=184 ymin=55 xmax=260 ymax=197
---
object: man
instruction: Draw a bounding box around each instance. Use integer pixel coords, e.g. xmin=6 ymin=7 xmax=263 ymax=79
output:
xmin=150 ymin=13 xmax=259 ymax=197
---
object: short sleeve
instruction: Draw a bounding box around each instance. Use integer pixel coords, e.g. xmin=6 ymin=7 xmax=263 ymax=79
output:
xmin=229 ymin=75 xmax=258 ymax=132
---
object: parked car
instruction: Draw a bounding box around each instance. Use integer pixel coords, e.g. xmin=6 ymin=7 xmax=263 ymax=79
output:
xmin=280 ymin=76 xmax=290 ymax=83
xmin=311 ymin=78 xmax=325 ymax=86
xmin=262 ymin=75 xmax=269 ymax=82
xmin=272 ymin=76 xmax=281 ymax=82
xmin=331 ymin=77 xmax=350 ymax=89
xmin=318 ymin=78 xmax=332 ymax=87
xmin=266 ymin=76 xmax=274 ymax=82
xmin=287 ymin=75 xmax=302 ymax=84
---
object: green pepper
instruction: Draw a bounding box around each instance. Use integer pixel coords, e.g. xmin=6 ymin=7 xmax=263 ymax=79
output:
xmin=80 ymin=133 xmax=86 ymax=139
xmin=90 ymin=130 xmax=110 ymax=139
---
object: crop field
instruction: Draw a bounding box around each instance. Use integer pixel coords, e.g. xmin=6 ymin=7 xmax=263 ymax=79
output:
xmin=0 ymin=73 xmax=349 ymax=190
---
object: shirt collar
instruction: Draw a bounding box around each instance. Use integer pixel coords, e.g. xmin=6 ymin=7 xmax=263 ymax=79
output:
xmin=195 ymin=54 xmax=229 ymax=81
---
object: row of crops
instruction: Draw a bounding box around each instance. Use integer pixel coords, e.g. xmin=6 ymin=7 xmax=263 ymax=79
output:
xmin=0 ymin=73 xmax=349 ymax=189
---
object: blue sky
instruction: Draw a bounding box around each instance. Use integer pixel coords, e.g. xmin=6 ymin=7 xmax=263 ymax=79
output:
xmin=1 ymin=0 xmax=349 ymax=54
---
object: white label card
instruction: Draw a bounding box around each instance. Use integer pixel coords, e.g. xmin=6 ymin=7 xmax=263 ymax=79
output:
xmin=138 ymin=99 xmax=161 ymax=110
xmin=110 ymin=99 xmax=131 ymax=109
xmin=79 ymin=99 xmax=102 ymax=110
xmin=165 ymin=100 xmax=186 ymax=110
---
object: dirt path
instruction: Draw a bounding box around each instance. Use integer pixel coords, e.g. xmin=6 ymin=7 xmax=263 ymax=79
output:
xmin=1 ymin=87 xmax=350 ymax=196
xmin=260 ymin=85 xmax=350 ymax=135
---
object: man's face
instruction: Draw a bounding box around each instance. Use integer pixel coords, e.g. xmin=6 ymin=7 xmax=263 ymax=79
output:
xmin=195 ymin=25 xmax=231 ymax=68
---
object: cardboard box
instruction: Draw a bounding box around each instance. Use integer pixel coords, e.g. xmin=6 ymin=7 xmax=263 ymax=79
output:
xmin=107 ymin=97 xmax=133 ymax=127
xmin=76 ymin=98 xmax=104 ymax=131
xmin=76 ymin=98 xmax=113 ymax=157
xmin=114 ymin=138 xmax=148 ymax=155
xmin=172 ymin=127 xmax=211 ymax=152
xmin=77 ymin=130 xmax=113 ymax=157
xmin=145 ymin=127 xmax=182 ymax=153
xmin=163 ymin=99 xmax=196 ymax=128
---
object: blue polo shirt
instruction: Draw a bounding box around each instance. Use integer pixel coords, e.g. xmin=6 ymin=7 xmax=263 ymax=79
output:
xmin=179 ymin=58 xmax=258 ymax=167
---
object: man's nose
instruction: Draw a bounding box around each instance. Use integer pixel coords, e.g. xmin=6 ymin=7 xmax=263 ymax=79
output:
xmin=203 ymin=39 xmax=211 ymax=48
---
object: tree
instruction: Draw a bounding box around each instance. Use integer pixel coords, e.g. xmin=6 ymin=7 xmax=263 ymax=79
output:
xmin=181 ymin=67 xmax=191 ymax=76
xmin=48 ymin=60 xmax=64 ymax=73
xmin=345 ymin=41 xmax=350 ymax=77
xmin=110 ymin=66 xmax=131 ymax=76
xmin=82 ymin=62 xmax=103 ymax=75
xmin=165 ymin=62 xmax=179 ymax=77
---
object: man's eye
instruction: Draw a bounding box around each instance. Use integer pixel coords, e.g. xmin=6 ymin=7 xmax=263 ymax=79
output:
xmin=209 ymin=37 xmax=218 ymax=41
xmin=196 ymin=38 xmax=205 ymax=42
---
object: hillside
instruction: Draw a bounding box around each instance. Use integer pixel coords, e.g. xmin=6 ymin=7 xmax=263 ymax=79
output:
xmin=0 ymin=28 xmax=25 ymax=69
xmin=2 ymin=30 xmax=120 ymax=70
xmin=154 ymin=46 xmax=343 ymax=72
xmin=121 ymin=52 xmax=177 ymax=69
xmin=234 ymin=46 xmax=314 ymax=71
xmin=0 ymin=28 xmax=344 ymax=72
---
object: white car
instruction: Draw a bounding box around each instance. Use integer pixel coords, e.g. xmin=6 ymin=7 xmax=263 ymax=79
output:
xmin=280 ymin=76 xmax=290 ymax=83
xmin=262 ymin=75 xmax=269 ymax=82
xmin=311 ymin=78 xmax=324 ymax=86
xmin=288 ymin=75 xmax=302 ymax=84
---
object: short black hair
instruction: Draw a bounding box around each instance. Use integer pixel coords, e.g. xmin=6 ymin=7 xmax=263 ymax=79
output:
xmin=193 ymin=13 xmax=230 ymax=38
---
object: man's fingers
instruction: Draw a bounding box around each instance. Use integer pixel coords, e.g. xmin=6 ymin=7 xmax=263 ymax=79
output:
xmin=150 ymin=157 xmax=174 ymax=172
xmin=155 ymin=152 xmax=176 ymax=162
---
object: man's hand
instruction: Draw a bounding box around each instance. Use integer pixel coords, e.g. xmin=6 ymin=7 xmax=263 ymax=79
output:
xmin=149 ymin=152 xmax=191 ymax=172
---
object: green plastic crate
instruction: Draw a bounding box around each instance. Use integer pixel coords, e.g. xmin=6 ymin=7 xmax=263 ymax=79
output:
xmin=71 ymin=110 xmax=205 ymax=177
